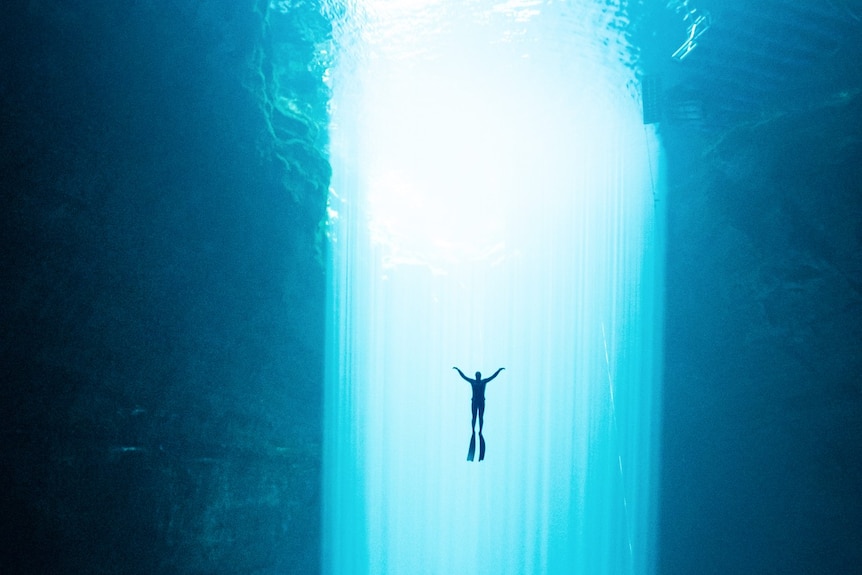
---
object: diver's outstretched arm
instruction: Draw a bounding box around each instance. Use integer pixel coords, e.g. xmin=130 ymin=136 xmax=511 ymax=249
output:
xmin=482 ymin=367 xmax=505 ymax=384
xmin=452 ymin=367 xmax=472 ymax=383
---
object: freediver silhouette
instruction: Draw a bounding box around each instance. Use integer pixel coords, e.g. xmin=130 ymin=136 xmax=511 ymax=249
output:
xmin=453 ymin=366 xmax=505 ymax=461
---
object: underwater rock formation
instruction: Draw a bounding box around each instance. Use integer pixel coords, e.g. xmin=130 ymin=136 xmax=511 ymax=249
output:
xmin=1 ymin=1 xmax=330 ymax=573
xmin=659 ymin=39 xmax=862 ymax=575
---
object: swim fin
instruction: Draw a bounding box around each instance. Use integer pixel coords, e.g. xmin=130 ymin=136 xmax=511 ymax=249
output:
xmin=478 ymin=432 xmax=485 ymax=461
xmin=467 ymin=432 xmax=476 ymax=461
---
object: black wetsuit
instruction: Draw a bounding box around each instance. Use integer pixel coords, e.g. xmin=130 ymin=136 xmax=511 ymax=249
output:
xmin=453 ymin=367 xmax=504 ymax=433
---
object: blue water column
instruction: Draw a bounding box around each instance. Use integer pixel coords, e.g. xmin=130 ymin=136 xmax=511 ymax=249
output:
xmin=324 ymin=2 xmax=663 ymax=574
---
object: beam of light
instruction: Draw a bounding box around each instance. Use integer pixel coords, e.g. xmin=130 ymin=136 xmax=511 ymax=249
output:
xmin=323 ymin=1 xmax=664 ymax=574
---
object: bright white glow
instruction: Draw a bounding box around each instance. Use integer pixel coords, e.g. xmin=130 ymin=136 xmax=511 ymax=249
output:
xmin=325 ymin=1 xmax=663 ymax=574
xmin=363 ymin=59 xmax=535 ymax=270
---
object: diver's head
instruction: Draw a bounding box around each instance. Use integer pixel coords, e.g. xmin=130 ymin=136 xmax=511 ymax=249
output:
xmin=475 ymin=371 xmax=481 ymax=380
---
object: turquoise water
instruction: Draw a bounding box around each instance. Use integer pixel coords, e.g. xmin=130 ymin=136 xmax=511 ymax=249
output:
xmin=324 ymin=1 xmax=664 ymax=573
xmin=6 ymin=1 xmax=861 ymax=573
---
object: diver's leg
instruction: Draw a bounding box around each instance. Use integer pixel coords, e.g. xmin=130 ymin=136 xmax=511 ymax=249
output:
xmin=478 ymin=404 xmax=485 ymax=433
xmin=471 ymin=401 xmax=478 ymax=432
xmin=468 ymin=400 xmax=478 ymax=461
xmin=477 ymin=402 xmax=486 ymax=460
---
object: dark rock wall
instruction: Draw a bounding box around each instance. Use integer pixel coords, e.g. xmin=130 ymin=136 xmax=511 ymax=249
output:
xmin=658 ymin=43 xmax=862 ymax=575
xmin=1 ymin=2 xmax=329 ymax=574
xmin=635 ymin=2 xmax=862 ymax=572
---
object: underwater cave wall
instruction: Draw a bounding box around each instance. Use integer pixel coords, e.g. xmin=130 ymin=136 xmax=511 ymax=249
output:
xmin=1 ymin=1 xmax=330 ymax=573
xmin=630 ymin=2 xmax=862 ymax=572
xmin=658 ymin=41 xmax=862 ymax=575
